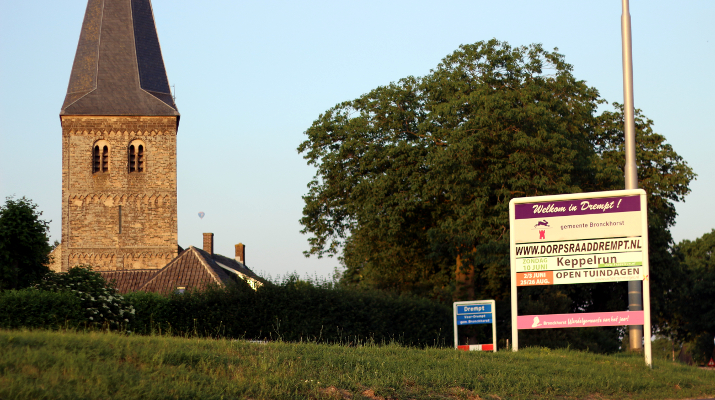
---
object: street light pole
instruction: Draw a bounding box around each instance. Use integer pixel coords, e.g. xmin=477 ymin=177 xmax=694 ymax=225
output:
xmin=621 ymin=0 xmax=643 ymax=352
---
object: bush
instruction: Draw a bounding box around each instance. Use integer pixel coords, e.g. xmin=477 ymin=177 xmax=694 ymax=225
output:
xmin=126 ymin=279 xmax=452 ymax=347
xmin=3 ymin=269 xmax=452 ymax=347
xmin=689 ymin=332 xmax=715 ymax=365
xmin=0 ymin=289 xmax=83 ymax=329
xmin=123 ymin=291 xmax=170 ymax=335
xmin=251 ymin=280 xmax=451 ymax=346
xmin=35 ymin=266 xmax=135 ymax=329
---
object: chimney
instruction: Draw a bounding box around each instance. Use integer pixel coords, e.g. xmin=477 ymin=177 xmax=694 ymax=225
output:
xmin=235 ymin=243 xmax=245 ymax=264
xmin=203 ymin=233 xmax=214 ymax=255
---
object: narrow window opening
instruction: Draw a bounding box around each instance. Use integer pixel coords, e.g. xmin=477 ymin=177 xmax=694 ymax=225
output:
xmin=102 ymin=146 xmax=109 ymax=172
xmin=128 ymin=141 xmax=146 ymax=173
xmin=118 ymin=205 xmax=122 ymax=234
xmin=93 ymin=145 xmax=100 ymax=173
xmin=137 ymin=145 xmax=144 ymax=172
xmin=129 ymin=145 xmax=136 ymax=172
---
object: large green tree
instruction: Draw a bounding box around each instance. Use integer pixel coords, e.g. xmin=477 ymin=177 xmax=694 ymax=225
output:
xmin=0 ymin=197 xmax=52 ymax=290
xmin=298 ymin=39 xmax=694 ymax=330
xmin=299 ymin=40 xmax=601 ymax=301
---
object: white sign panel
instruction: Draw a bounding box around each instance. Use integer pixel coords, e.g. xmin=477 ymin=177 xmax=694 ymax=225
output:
xmin=509 ymin=189 xmax=652 ymax=366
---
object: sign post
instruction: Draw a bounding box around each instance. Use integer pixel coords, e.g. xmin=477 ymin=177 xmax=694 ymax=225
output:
xmin=453 ymin=300 xmax=497 ymax=352
xmin=509 ymin=189 xmax=652 ymax=366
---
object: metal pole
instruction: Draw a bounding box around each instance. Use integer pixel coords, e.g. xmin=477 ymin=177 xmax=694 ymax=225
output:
xmin=621 ymin=0 xmax=643 ymax=352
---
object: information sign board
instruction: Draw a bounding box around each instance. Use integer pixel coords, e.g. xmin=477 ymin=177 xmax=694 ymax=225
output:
xmin=509 ymin=189 xmax=652 ymax=366
xmin=453 ymin=300 xmax=496 ymax=352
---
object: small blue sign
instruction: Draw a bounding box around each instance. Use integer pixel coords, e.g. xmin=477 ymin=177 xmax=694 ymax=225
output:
xmin=457 ymin=304 xmax=492 ymax=314
xmin=453 ymin=300 xmax=497 ymax=350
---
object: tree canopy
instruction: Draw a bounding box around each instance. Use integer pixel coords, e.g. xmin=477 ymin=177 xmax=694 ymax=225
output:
xmin=0 ymin=196 xmax=52 ymax=290
xmin=672 ymin=229 xmax=715 ymax=360
xmin=298 ymin=39 xmax=695 ymax=326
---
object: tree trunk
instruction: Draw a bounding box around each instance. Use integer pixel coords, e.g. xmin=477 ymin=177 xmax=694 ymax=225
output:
xmin=455 ymin=253 xmax=475 ymax=301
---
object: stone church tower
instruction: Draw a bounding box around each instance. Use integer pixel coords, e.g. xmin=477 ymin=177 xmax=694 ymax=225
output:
xmin=58 ymin=0 xmax=179 ymax=272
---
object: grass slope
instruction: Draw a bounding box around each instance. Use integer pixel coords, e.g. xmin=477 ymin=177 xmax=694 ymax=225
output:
xmin=0 ymin=329 xmax=713 ymax=400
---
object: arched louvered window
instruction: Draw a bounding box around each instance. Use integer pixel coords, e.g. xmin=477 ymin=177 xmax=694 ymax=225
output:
xmin=137 ymin=145 xmax=144 ymax=172
xmin=129 ymin=145 xmax=136 ymax=172
xmin=93 ymin=145 xmax=101 ymax=173
xmin=92 ymin=140 xmax=110 ymax=173
xmin=128 ymin=140 xmax=146 ymax=173
xmin=102 ymin=146 xmax=108 ymax=172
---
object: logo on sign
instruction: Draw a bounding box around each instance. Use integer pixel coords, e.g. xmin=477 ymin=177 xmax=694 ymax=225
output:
xmin=532 ymin=316 xmax=542 ymax=327
xmin=534 ymin=220 xmax=551 ymax=229
xmin=533 ymin=220 xmax=550 ymax=240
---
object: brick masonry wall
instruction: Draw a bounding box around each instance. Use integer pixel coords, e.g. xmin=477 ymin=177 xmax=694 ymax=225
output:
xmin=60 ymin=116 xmax=179 ymax=271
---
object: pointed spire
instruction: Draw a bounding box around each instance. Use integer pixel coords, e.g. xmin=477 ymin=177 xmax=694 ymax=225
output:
xmin=60 ymin=0 xmax=179 ymax=116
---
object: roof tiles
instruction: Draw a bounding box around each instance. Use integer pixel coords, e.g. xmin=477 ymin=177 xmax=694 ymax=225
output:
xmin=99 ymin=247 xmax=264 ymax=294
xmin=100 ymin=269 xmax=158 ymax=293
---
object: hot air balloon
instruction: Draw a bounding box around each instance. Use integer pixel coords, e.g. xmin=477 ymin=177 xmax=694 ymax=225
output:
xmin=198 ymin=212 xmax=205 ymax=219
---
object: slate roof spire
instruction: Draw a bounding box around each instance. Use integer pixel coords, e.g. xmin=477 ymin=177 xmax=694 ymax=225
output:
xmin=60 ymin=0 xmax=179 ymax=116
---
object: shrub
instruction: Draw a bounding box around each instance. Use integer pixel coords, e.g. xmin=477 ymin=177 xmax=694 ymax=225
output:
xmin=126 ymin=281 xmax=257 ymax=337
xmin=0 ymin=289 xmax=83 ymax=329
xmin=35 ymin=266 xmax=135 ymax=329
xmin=123 ymin=291 xmax=170 ymax=335
xmin=125 ymin=279 xmax=452 ymax=346
xmin=689 ymin=332 xmax=715 ymax=365
xmin=4 ymin=270 xmax=453 ymax=346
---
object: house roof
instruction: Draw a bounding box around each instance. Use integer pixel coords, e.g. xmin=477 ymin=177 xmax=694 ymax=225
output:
xmin=102 ymin=269 xmax=158 ymax=293
xmin=100 ymin=246 xmax=264 ymax=294
xmin=139 ymin=246 xmax=230 ymax=293
xmin=210 ymin=251 xmax=262 ymax=283
xmin=60 ymin=0 xmax=179 ymax=117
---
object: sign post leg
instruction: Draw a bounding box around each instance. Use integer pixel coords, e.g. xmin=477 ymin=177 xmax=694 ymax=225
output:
xmin=492 ymin=308 xmax=498 ymax=352
xmin=453 ymin=306 xmax=458 ymax=349
xmin=643 ymin=278 xmax=652 ymax=367
xmin=511 ymin=281 xmax=518 ymax=351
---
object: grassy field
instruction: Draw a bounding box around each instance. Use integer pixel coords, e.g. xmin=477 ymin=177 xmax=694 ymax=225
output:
xmin=0 ymin=329 xmax=713 ymax=400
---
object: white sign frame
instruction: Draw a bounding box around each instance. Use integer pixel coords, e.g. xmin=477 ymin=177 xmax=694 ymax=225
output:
xmin=509 ymin=189 xmax=652 ymax=366
xmin=453 ymin=300 xmax=497 ymax=352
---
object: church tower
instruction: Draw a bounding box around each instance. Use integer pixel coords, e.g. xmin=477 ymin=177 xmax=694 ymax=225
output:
xmin=59 ymin=0 xmax=179 ymax=271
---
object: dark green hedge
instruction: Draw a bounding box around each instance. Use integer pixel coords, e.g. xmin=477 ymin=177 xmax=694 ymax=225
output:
xmin=0 ymin=289 xmax=84 ymax=330
xmin=125 ymin=281 xmax=453 ymax=347
xmin=1 ymin=279 xmax=453 ymax=347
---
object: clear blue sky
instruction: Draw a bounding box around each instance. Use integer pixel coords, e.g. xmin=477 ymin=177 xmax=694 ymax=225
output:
xmin=1 ymin=0 xmax=713 ymax=280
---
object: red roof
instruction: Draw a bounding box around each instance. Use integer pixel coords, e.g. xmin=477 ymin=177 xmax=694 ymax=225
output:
xmin=99 ymin=246 xmax=263 ymax=294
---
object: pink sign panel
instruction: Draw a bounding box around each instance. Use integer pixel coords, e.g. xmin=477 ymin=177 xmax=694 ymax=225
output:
xmin=518 ymin=311 xmax=644 ymax=330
